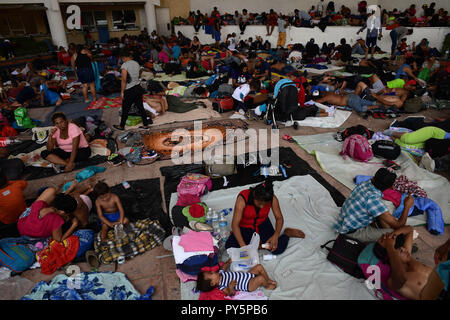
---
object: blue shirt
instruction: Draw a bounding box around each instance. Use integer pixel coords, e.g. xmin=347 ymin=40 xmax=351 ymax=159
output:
xmin=395 ymin=63 xmax=411 ymax=79
xmin=257 ymin=61 xmax=271 ymax=79
xmin=40 ymin=84 xmax=60 ymax=104
xmin=171 ymin=45 xmax=181 ymax=59
xmin=335 ymin=180 xmax=388 ymax=234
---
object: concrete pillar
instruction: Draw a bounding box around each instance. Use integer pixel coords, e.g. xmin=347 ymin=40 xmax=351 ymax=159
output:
xmin=44 ymin=0 xmax=68 ymax=49
xmin=144 ymin=1 xmax=157 ymax=34
xmin=138 ymin=8 xmax=147 ymax=31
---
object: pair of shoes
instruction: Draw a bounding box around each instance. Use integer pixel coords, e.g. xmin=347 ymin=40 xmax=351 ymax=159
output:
xmin=419 ymin=152 xmax=435 ymax=172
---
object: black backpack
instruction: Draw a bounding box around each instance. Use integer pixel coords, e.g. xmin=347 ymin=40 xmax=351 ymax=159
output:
xmin=372 ymin=140 xmax=401 ymax=160
xmin=336 ymin=125 xmax=373 ymax=142
xmin=321 ymin=234 xmax=366 ymax=279
xmin=276 ymin=83 xmax=299 ymax=115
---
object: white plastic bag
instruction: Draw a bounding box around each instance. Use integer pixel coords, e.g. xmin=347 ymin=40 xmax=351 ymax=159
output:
xmin=227 ymin=232 xmax=260 ymax=272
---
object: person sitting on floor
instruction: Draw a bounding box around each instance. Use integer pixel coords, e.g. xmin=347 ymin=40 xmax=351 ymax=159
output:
xmin=374 ymin=226 xmax=433 ymax=300
xmin=17 ymin=187 xmax=78 ymax=242
xmin=34 ymin=77 xmax=62 ymax=107
xmin=335 ymin=168 xmax=414 ymax=243
xmin=41 ymin=112 xmax=91 ymax=173
xmin=225 ymin=180 xmax=305 ymax=255
xmin=196 ymin=259 xmax=277 ymax=295
xmin=94 ymin=181 xmax=129 ymax=242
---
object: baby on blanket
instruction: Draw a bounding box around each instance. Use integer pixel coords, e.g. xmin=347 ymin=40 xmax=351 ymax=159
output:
xmin=196 ymin=259 xmax=277 ymax=296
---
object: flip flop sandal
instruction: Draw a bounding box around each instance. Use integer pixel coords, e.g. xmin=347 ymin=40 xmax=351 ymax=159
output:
xmin=379 ymin=113 xmax=387 ymax=119
xmin=85 ymin=250 xmax=100 ymax=269
xmin=189 ymin=220 xmax=214 ymax=232
xmin=282 ymin=134 xmax=294 ymax=143
xmin=373 ymin=112 xmax=381 ymax=119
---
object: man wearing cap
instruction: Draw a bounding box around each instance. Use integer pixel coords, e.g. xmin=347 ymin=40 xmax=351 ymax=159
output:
xmin=335 ymin=168 xmax=415 ymax=243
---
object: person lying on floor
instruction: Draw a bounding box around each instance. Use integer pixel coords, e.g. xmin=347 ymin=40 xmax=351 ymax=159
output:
xmin=374 ymin=227 xmax=433 ymax=300
xmin=335 ymin=168 xmax=415 ymax=243
xmin=354 ymin=74 xmax=385 ymax=96
xmin=143 ymin=94 xmax=168 ymax=117
xmin=17 ymin=187 xmax=78 ymax=242
xmin=312 ymin=90 xmax=380 ymax=113
xmin=41 ymin=112 xmax=91 ymax=173
xmin=383 ymin=126 xmax=450 ymax=151
xmin=94 ymin=181 xmax=129 ymax=242
xmin=196 ymin=259 xmax=277 ymax=295
xmin=9 ymin=80 xmax=38 ymax=109
xmin=370 ymin=87 xmax=409 ymax=108
xmin=225 ymin=180 xmax=305 ymax=255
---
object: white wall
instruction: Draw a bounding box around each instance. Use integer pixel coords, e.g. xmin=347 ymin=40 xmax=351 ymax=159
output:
xmin=190 ymin=0 xmax=376 ymax=15
xmin=175 ymin=25 xmax=450 ymax=51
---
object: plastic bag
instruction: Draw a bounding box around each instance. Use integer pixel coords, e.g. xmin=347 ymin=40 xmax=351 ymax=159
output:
xmin=227 ymin=232 xmax=260 ymax=272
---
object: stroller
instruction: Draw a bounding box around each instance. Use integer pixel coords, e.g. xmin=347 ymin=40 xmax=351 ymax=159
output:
xmin=264 ymin=81 xmax=300 ymax=129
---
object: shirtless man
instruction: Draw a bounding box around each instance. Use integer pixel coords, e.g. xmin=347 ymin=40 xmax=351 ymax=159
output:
xmin=376 ymin=226 xmax=432 ymax=300
xmin=313 ymin=91 xmax=380 ymax=113
xmin=61 ymin=180 xmax=94 ymax=228
xmin=94 ymin=181 xmax=129 ymax=242
xmin=370 ymin=87 xmax=409 ymax=108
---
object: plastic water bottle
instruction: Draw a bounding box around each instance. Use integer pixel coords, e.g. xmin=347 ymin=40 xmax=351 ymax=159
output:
xmin=220 ymin=208 xmax=233 ymax=217
xmin=114 ymin=223 xmax=125 ymax=239
xmin=205 ymin=208 xmax=213 ymax=225
xmin=263 ymin=254 xmax=277 ymax=261
xmin=218 ymin=213 xmax=230 ymax=241
xmin=211 ymin=210 xmax=219 ymax=231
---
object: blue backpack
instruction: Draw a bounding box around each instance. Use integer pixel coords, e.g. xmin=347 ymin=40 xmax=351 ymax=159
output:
xmin=176 ymin=254 xmax=218 ymax=276
xmin=0 ymin=238 xmax=35 ymax=274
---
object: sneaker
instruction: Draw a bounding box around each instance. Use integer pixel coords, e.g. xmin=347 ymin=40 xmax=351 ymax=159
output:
xmin=141 ymin=149 xmax=158 ymax=159
xmin=419 ymin=152 xmax=435 ymax=172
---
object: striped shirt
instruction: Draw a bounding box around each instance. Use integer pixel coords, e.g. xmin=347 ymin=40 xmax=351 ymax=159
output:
xmin=218 ymin=270 xmax=256 ymax=292
xmin=335 ymin=180 xmax=387 ymax=234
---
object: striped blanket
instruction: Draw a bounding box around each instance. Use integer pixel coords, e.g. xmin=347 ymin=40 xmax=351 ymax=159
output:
xmin=94 ymin=219 xmax=166 ymax=264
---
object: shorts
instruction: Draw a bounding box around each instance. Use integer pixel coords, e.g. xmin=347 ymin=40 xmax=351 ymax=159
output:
xmin=214 ymin=30 xmax=221 ymax=42
xmin=346 ymin=225 xmax=393 ymax=243
xmin=98 ymin=211 xmax=120 ymax=226
xmin=366 ymin=36 xmax=377 ymax=48
xmin=346 ymin=93 xmax=376 ymax=113
xmin=76 ymin=67 xmax=95 ymax=84
xmin=41 ymin=146 xmax=91 ymax=162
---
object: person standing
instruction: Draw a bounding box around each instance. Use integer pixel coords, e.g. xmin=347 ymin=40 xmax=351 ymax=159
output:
xmin=389 ymin=26 xmax=413 ymax=59
xmin=71 ymin=45 xmax=97 ymax=103
xmin=317 ymin=0 xmax=325 ymax=17
xmin=357 ymin=7 xmax=382 ymax=59
xmin=113 ymin=49 xmax=151 ymax=131
xmin=277 ymin=15 xmax=288 ymax=49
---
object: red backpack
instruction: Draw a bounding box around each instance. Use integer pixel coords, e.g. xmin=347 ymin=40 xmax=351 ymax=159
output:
xmin=340 ymin=134 xmax=373 ymax=162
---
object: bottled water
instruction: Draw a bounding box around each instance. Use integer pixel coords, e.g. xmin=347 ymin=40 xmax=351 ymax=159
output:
xmin=114 ymin=223 xmax=126 ymax=239
xmin=205 ymin=208 xmax=213 ymax=225
xmin=211 ymin=210 xmax=219 ymax=231
xmin=220 ymin=208 xmax=233 ymax=216
xmin=218 ymin=210 xmax=231 ymax=241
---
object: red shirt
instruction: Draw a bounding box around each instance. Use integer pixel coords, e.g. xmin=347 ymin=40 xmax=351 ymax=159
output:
xmin=238 ymin=189 xmax=271 ymax=233
xmin=17 ymin=200 xmax=64 ymax=239
xmin=57 ymin=51 xmax=71 ymax=65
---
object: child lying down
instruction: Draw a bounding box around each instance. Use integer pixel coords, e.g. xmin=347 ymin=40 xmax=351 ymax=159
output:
xmin=196 ymin=259 xmax=277 ymax=296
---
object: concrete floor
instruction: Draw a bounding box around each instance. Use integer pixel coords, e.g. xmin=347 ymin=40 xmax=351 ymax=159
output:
xmin=5 ymin=103 xmax=450 ymax=300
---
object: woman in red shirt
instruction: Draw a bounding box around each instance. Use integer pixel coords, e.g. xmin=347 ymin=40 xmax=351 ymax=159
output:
xmin=57 ymin=47 xmax=71 ymax=66
xmin=225 ymin=180 xmax=305 ymax=254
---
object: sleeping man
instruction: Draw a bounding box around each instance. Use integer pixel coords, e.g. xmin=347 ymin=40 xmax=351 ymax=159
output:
xmin=374 ymin=226 xmax=433 ymax=300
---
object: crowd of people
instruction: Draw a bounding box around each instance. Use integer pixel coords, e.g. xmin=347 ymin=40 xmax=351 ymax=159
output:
xmin=0 ymin=1 xmax=449 ymax=301
xmin=172 ymin=2 xmax=449 ymax=31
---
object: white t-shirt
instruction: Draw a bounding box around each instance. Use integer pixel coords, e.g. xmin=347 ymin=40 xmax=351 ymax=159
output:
xmin=232 ymin=84 xmax=250 ymax=102
xmin=228 ymin=37 xmax=236 ymax=50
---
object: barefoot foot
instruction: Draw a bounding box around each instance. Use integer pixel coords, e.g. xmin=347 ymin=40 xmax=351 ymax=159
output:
xmin=284 ymin=228 xmax=305 ymax=238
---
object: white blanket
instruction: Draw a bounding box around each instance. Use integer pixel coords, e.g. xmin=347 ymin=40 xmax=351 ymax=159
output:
xmin=293 ymin=133 xmax=450 ymax=225
xmin=294 ymin=110 xmax=352 ymax=129
xmin=171 ymin=176 xmax=375 ymax=300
